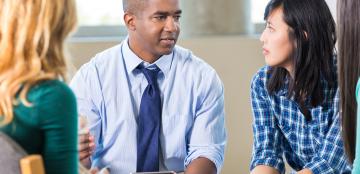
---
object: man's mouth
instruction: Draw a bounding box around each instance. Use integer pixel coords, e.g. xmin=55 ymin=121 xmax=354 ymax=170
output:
xmin=160 ymin=38 xmax=176 ymax=45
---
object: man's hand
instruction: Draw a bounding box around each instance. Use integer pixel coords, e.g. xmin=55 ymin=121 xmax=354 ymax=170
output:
xmin=78 ymin=131 xmax=95 ymax=169
xmin=185 ymin=157 xmax=216 ymax=174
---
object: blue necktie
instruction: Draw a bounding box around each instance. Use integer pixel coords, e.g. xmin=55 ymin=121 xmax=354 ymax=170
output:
xmin=136 ymin=65 xmax=161 ymax=172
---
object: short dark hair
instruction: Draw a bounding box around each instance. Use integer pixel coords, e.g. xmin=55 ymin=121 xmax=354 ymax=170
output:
xmin=338 ymin=0 xmax=360 ymax=163
xmin=264 ymin=0 xmax=337 ymax=121
xmin=122 ymin=0 xmax=147 ymax=14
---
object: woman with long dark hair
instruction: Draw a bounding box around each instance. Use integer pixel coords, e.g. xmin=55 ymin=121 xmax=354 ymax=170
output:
xmin=250 ymin=0 xmax=351 ymax=173
xmin=338 ymin=0 xmax=360 ymax=173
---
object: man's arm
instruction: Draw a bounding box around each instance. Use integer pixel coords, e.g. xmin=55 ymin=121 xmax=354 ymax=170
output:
xmin=185 ymin=157 xmax=216 ymax=174
xmin=70 ymin=63 xmax=103 ymax=169
xmin=184 ymin=70 xmax=226 ymax=173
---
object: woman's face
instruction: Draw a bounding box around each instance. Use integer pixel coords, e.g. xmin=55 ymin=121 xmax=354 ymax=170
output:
xmin=260 ymin=7 xmax=294 ymax=73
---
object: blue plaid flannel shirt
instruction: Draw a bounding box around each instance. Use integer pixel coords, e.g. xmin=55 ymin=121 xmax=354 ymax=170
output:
xmin=250 ymin=66 xmax=351 ymax=174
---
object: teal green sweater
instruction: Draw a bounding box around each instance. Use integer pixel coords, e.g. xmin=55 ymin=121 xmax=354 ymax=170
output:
xmin=354 ymin=79 xmax=360 ymax=174
xmin=0 ymin=80 xmax=78 ymax=174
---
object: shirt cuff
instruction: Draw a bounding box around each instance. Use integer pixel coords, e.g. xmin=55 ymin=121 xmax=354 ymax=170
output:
xmin=184 ymin=148 xmax=224 ymax=174
xmin=304 ymin=156 xmax=334 ymax=174
xmin=250 ymin=157 xmax=284 ymax=174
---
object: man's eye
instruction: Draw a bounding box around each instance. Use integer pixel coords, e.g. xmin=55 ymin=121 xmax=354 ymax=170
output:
xmin=173 ymin=15 xmax=181 ymax=21
xmin=155 ymin=16 xmax=167 ymax=20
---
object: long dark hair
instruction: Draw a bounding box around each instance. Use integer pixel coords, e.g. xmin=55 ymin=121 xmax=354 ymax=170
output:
xmin=338 ymin=0 xmax=360 ymax=163
xmin=264 ymin=0 xmax=337 ymax=121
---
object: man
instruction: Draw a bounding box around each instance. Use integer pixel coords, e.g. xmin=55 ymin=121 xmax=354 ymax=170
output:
xmin=70 ymin=0 xmax=226 ymax=173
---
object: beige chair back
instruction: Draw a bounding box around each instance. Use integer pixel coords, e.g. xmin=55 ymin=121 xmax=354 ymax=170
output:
xmin=0 ymin=132 xmax=44 ymax=174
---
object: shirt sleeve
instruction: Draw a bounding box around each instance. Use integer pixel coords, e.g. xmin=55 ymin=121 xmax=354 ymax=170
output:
xmin=37 ymin=81 xmax=78 ymax=174
xmin=249 ymin=71 xmax=285 ymax=174
xmin=304 ymin=90 xmax=351 ymax=174
xmin=184 ymin=69 xmax=227 ymax=174
xmin=70 ymin=62 xmax=104 ymax=168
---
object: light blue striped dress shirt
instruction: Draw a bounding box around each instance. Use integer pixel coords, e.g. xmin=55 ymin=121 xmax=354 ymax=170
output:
xmin=70 ymin=38 xmax=226 ymax=174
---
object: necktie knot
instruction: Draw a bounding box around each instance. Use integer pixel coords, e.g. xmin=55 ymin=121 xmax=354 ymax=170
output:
xmin=138 ymin=65 xmax=160 ymax=85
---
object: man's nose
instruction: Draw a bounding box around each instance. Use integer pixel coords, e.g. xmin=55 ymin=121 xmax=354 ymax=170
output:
xmin=164 ymin=17 xmax=178 ymax=32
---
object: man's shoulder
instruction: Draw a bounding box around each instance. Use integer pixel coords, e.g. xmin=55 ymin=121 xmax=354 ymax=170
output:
xmin=77 ymin=43 xmax=123 ymax=73
xmin=173 ymin=45 xmax=215 ymax=73
xmin=90 ymin=43 xmax=123 ymax=65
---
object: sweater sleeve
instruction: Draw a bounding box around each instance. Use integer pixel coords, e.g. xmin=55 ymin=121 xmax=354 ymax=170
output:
xmin=35 ymin=81 xmax=78 ymax=174
xmin=352 ymin=79 xmax=360 ymax=174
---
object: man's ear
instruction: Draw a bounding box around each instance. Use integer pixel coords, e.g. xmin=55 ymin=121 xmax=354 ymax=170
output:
xmin=124 ymin=12 xmax=136 ymax=31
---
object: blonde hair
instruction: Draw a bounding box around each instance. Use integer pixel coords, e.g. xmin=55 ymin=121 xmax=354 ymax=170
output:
xmin=0 ymin=0 xmax=77 ymax=125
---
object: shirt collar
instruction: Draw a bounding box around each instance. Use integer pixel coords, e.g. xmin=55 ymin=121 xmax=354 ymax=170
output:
xmin=122 ymin=37 xmax=143 ymax=74
xmin=122 ymin=37 xmax=173 ymax=77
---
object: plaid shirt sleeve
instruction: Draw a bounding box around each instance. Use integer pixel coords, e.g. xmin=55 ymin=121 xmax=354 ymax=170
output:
xmin=250 ymin=70 xmax=285 ymax=174
xmin=304 ymin=90 xmax=351 ymax=174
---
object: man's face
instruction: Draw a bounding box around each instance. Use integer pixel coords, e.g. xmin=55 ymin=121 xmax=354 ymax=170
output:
xmin=131 ymin=0 xmax=181 ymax=60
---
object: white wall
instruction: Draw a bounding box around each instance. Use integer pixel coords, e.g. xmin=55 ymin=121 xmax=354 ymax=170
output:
xmin=326 ymin=0 xmax=337 ymax=21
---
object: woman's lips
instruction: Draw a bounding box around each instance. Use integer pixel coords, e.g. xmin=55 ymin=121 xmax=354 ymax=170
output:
xmin=262 ymin=48 xmax=269 ymax=55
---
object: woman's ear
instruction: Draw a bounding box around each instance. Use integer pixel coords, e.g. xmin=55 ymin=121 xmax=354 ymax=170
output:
xmin=304 ymin=31 xmax=308 ymax=40
xmin=124 ymin=12 xmax=136 ymax=31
